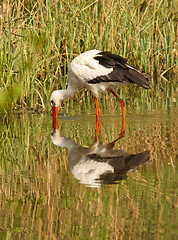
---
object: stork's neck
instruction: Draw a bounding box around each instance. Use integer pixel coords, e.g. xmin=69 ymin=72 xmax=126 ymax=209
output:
xmin=60 ymin=84 xmax=80 ymax=100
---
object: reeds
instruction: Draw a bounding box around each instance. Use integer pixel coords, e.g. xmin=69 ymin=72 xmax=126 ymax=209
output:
xmin=0 ymin=0 xmax=177 ymax=114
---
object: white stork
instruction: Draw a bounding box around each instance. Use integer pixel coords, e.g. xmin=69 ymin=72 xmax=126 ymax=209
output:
xmin=50 ymin=50 xmax=150 ymax=119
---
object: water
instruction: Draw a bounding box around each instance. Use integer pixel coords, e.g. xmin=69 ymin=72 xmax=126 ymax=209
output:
xmin=0 ymin=109 xmax=177 ymax=239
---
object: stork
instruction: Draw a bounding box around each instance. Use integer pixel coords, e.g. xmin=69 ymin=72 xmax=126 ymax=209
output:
xmin=50 ymin=50 xmax=150 ymax=120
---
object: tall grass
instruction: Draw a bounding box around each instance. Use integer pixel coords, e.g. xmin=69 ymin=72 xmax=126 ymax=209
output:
xmin=0 ymin=0 xmax=177 ymax=114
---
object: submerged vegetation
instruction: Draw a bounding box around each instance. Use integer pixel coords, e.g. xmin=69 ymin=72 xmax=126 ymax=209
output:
xmin=0 ymin=0 xmax=177 ymax=114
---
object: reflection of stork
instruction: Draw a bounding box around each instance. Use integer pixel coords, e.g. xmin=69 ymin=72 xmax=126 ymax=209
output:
xmin=51 ymin=129 xmax=150 ymax=188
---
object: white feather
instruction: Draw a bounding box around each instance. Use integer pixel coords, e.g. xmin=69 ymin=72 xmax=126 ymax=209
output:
xmin=68 ymin=50 xmax=114 ymax=96
xmin=69 ymin=50 xmax=113 ymax=82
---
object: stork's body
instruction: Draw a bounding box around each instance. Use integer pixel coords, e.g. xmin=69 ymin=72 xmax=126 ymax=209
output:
xmin=50 ymin=50 xmax=150 ymax=119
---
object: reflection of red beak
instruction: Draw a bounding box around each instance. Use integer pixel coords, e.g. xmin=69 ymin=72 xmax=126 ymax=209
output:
xmin=52 ymin=106 xmax=58 ymax=119
xmin=52 ymin=106 xmax=59 ymax=129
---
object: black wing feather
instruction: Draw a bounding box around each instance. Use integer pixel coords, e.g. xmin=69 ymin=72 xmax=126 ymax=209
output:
xmin=89 ymin=51 xmax=150 ymax=89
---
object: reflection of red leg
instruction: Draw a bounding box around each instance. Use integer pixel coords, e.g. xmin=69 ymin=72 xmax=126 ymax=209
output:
xmin=95 ymin=117 xmax=101 ymax=142
xmin=119 ymin=113 xmax=125 ymax=139
xmin=94 ymin=97 xmax=101 ymax=141
xmin=94 ymin=97 xmax=100 ymax=119
xmin=53 ymin=106 xmax=58 ymax=119
xmin=109 ymin=116 xmax=125 ymax=146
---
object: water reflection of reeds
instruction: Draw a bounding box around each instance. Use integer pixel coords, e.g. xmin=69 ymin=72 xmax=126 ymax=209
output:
xmin=0 ymin=113 xmax=177 ymax=238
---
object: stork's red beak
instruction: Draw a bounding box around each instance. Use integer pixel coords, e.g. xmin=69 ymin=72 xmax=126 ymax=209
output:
xmin=52 ymin=106 xmax=58 ymax=119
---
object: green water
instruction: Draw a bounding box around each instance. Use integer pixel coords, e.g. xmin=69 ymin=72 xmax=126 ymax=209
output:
xmin=0 ymin=109 xmax=177 ymax=239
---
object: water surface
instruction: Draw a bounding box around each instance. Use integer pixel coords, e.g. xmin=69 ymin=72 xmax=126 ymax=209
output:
xmin=0 ymin=109 xmax=177 ymax=239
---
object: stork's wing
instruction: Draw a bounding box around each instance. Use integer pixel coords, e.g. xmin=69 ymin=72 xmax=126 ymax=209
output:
xmin=69 ymin=50 xmax=150 ymax=89
xmin=88 ymin=51 xmax=150 ymax=89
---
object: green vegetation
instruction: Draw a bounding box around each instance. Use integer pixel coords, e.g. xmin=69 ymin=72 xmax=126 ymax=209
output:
xmin=0 ymin=0 xmax=177 ymax=114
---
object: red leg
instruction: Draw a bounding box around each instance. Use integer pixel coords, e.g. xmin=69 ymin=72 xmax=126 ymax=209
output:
xmin=109 ymin=88 xmax=119 ymax=98
xmin=109 ymin=88 xmax=125 ymax=138
xmin=94 ymin=97 xmax=100 ymax=119
xmin=109 ymin=88 xmax=125 ymax=121
xmin=94 ymin=97 xmax=101 ymax=141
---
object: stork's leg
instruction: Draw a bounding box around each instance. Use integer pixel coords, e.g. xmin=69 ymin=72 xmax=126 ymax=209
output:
xmin=93 ymin=97 xmax=101 ymax=141
xmin=109 ymin=88 xmax=125 ymax=138
xmin=94 ymin=97 xmax=100 ymax=119
xmin=109 ymin=88 xmax=125 ymax=118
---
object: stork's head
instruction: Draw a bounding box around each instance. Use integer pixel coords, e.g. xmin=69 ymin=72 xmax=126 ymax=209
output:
xmin=50 ymin=90 xmax=63 ymax=108
xmin=50 ymin=90 xmax=64 ymax=119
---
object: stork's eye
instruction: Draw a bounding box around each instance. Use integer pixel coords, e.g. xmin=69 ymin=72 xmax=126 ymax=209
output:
xmin=50 ymin=99 xmax=55 ymax=106
xmin=51 ymin=129 xmax=57 ymax=136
